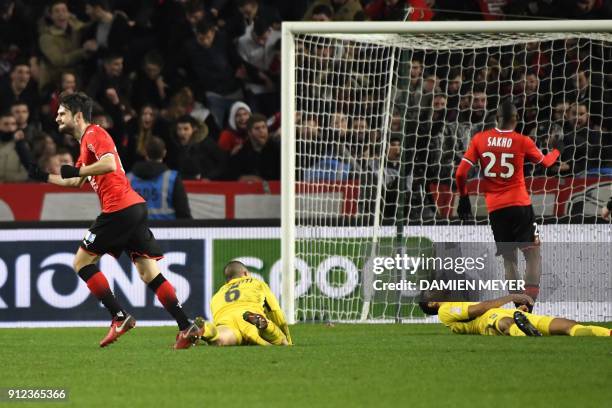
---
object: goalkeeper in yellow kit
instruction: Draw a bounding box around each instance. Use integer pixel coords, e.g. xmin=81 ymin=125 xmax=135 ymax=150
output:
xmin=195 ymin=261 xmax=292 ymax=346
xmin=419 ymin=293 xmax=611 ymax=337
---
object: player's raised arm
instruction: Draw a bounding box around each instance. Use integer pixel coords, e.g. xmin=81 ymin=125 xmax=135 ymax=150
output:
xmin=262 ymin=282 xmax=293 ymax=345
xmin=524 ymin=134 xmax=562 ymax=168
xmin=49 ymin=173 xmax=87 ymax=188
xmin=61 ymin=154 xmax=116 ymax=178
xmin=467 ymin=294 xmax=534 ymax=318
xmin=455 ymin=136 xmax=478 ymax=219
xmin=28 ymin=163 xmax=87 ymax=188
xmin=29 ymin=154 xmax=116 ymax=188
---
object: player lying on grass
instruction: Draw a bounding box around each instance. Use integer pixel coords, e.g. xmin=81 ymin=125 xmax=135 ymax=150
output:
xmin=195 ymin=261 xmax=292 ymax=346
xmin=419 ymin=292 xmax=611 ymax=337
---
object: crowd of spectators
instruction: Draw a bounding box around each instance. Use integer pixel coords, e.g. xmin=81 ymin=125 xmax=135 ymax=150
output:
xmin=296 ymin=36 xmax=612 ymax=219
xmin=0 ymin=0 xmax=610 ymax=220
xmin=0 ymin=0 xmax=293 ymax=184
xmin=291 ymin=1 xmax=612 ymax=220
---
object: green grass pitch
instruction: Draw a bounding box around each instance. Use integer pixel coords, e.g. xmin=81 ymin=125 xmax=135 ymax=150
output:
xmin=1 ymin=324 xmax=611 ymax=408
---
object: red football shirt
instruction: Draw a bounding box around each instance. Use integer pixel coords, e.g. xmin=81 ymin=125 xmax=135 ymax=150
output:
xmin=76 ymin=124 xmax=144 ymax=213
xmin=458 ymin=128 xmax=559 ymax=213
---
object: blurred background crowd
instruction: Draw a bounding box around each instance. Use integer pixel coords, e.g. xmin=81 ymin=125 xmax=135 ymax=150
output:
xmin=0 ymin=0 xmax=610 ymax=216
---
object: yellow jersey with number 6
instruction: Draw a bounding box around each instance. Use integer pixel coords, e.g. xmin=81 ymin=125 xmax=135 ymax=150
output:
xmin=210 ymin=276 xmax=281 ymax=322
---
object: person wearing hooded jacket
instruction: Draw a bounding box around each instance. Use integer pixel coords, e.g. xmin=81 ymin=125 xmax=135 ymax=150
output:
xmin=127 ymin=136 xmax=191 ymax=220
xmin=217 ymin=101 xmax=251 ymax=153
xmin=169 ymin=114 xmax=227 ymax=180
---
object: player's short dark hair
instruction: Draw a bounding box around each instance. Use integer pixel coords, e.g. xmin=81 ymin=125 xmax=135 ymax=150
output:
xmin=312 ymin=4 xmax=333 ymax=18
xmin=418 ymin=301 xmax=439 ymax=316
xmin=59 ymin=92 xmax=93 ymax=122
xmin=497 ymin=100 xmax=517 ymax=126
xmin=146 ymin=136 xmax=166 ymax=161
xmin=223 ymin=260 xmax=247 ymax=281
xmin=247 ymin=113 xmax=267 ymax=131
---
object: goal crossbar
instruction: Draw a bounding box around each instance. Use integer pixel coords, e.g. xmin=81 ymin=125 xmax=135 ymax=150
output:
xmin=283 ymin=20 xmax=612 ymax=34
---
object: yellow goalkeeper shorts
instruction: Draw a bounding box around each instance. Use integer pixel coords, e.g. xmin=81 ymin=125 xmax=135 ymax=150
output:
xmin=522 ymin=312 xmax=554 ymax=336
xmin=215 ymin=312 xmax=262 ymax=345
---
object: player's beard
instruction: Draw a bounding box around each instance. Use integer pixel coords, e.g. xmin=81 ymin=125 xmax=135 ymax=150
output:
xmin=58 ymin=121 xmax=76 ymax=139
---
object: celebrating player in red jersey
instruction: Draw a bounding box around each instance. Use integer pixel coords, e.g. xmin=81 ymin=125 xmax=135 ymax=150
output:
xmin=28 ymin=92 xmax=202 ymax=349
xmin=455 ymin=101 xmax=563 ymax=310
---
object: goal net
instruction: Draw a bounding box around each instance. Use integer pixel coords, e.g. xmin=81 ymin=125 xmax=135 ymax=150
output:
xmin=281 ymin=22 xmax=612 ymax=323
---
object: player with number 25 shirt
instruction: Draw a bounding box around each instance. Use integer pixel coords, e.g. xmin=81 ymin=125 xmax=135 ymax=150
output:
xmin=455 ymin=101 xmax=562 ymax=309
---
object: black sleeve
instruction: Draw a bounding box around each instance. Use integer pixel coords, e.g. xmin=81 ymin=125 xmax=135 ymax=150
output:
xmin=200 ymin=138 xmax=228 ymax=180
xmin=224 ymin=30 xmax=242 ymax=69
xmin=265 ymin=140 xmax=281 ymax=180
xmin=130 ymin=76 xmax=147 ymax=113
xmin=204 ymin=114 xmax=221 ymax=141
xmin=227 ymin=149 xmax=246 ymax=180
xmin=607 ymin=196 xmax=612 ymax=212
xmin=14 ymin=138 xmax=34 ymax=167
xmin=261 ymin=5 xmax=282 ymax=26
xmin=225 ymin=15 xmax=246 ymax=41
xmin=174 ymin=42 xmax=192 ymax=79
xmin=108 ymin=13 xmax=132 ymax=55
xmin=241 ymin=59 xmax=266 ymax=84
xmin=159 ymin=121 xmax=181 ymax=170
xmin=172 ymin=174 xmax=192 ymax=219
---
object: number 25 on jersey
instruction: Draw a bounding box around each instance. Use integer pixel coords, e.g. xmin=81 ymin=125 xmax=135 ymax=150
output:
xmin=481 ymin=152 xmax=515 ymax=178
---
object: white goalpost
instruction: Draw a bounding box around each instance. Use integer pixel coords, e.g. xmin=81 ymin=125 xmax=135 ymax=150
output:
xmin=281 ymin=21 xmax=612 ymax=324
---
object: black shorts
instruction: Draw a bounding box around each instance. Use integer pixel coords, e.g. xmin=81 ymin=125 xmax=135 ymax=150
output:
xmin=80 ymin=203 xmax=163 ymax=261
xmin=489 ymin=205 xmax=540 ymax=257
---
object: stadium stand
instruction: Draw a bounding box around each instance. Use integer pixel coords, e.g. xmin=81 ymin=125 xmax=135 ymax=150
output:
xmin=0 ymin=0 xmax=610 ymax=220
